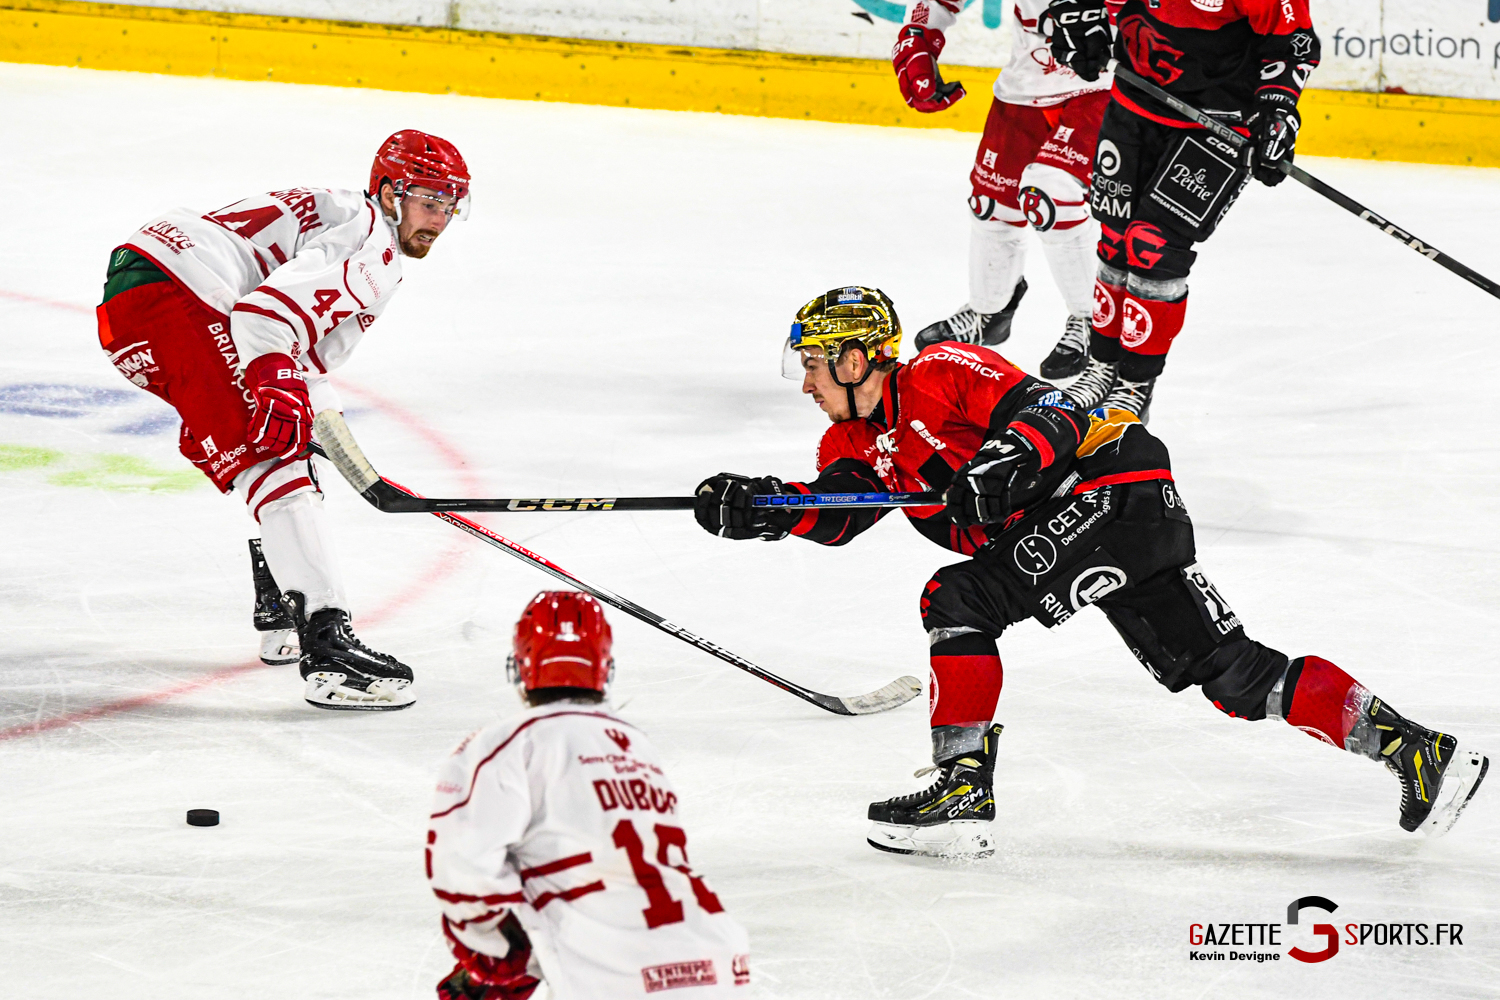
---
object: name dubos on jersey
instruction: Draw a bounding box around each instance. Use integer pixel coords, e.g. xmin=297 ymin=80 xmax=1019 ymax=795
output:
xmin=429 ymin=704 xmax=750 ymax=998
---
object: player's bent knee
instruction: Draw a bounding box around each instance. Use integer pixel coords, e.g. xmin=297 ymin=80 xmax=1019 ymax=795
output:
xmin=969 ymin=193 xmax=1027 ymax=228
xmin=1197 ymin=640 xmax=1291 ymax=721
xmin=920 ymin=564 xmax=1010 ymax=634
xmin=240 ymin=455 xmax=322 ymax=523
xmin=1017 ymin=162 xmax=1089 ymax=232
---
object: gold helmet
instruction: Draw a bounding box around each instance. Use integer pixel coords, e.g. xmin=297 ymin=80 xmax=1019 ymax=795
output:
xmin=780 ymin=286 xmax=902 ymax=385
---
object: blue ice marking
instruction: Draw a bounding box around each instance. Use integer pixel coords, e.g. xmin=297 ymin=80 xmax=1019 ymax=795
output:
xmin=0 ymin=383 xmax=135 ymax=417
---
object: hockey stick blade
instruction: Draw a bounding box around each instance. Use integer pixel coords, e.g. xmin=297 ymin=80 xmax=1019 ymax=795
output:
xmin=309 ymin=412 xmax=919 ymax=716
xmin=1113 ymin=66 xmax=1500 ymax=302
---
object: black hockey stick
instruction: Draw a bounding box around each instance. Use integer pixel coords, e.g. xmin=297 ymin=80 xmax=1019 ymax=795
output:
xmin=1114 ymin=66 xmax=1500 ymax=302
xmin=286 ymin=478 xmax=941 ymax=514
xmin=309 ymin=413 xmax=921 ymax=716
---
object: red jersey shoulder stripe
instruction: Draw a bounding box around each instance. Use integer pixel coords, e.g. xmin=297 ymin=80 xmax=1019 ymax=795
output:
xmin=431 ymin=711 xmax=637 ymax=820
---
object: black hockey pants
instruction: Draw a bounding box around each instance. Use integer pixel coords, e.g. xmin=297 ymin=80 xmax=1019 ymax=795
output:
xmin=921 ymin=479 xmax=1290 ymax=719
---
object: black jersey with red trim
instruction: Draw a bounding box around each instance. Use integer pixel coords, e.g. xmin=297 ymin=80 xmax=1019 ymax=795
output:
xmin=782 ymin=343 xmax=1172 ymax=554
xmin=1106 ymin=0 xmax=1320 ymax=128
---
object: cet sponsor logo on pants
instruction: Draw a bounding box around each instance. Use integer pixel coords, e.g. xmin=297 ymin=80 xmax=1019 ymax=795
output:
xmin=641 ymin=959 xmax=717 ymax=993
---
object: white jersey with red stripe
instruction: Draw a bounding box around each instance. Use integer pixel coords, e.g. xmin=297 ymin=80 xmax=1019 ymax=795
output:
xmin=429 ymin=701 xmax=750 ymax=999
xmin=121 ymin=187 xmax=400 ymax=383
xmin=906 ymin=0 xmax=1111 ymax=107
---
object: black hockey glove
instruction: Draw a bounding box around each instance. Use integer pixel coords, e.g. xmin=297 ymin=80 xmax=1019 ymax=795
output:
xmin=1041 ymin=0 xmax=1112 ymax=83
xmin=1248 ymin=91 xmax=1300 ymax=187
xmin=946 ymin=403 xmax=1083 ymax=529
xmin=694 ymin=473 xmax=797 ymax=541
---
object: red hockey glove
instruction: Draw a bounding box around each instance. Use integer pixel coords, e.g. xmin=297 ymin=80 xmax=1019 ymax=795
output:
xmin=694 ymin=473 xmax=797 ymax=541
xmin=439 ymin=916 xmax=540 ymax=1000
xmin=892 ymin=25 xmax=965 ymax=113
xmin=1041 ymin=0 xmax=1113 ymax=83
xmin=244 ymin=353 xmax=313 ymax=460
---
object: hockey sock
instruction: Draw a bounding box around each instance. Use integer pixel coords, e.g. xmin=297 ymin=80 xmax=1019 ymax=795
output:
xmin=928 ymin=628 xmax=1003 ymax=760
xmin=969 ymin=218 xmax=1029 ymax=316
xmin=1089 ymin=262 xmax=1126 ymax=363
xmin=1116 ymin=275 xmax=1186 ymax=382
xmin=259 ymin=492 xmax=350 ymax=616
xmin=1278 ymin=655 xmax=1367 ymax=751
xmin=1038 ymin=221 xmax=1096 ymax=319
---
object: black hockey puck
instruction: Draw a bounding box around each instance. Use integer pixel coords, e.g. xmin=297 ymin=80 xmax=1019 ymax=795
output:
xmin=186 ymin=809 xmax=219 ymax=827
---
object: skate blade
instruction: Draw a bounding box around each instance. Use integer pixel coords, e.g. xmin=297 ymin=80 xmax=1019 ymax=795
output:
xmin=1418 ymin=745 xmax=1489 ymax=838
xmin=866 ymin=820 xmax=994 ymax=859
xmin=303 ymin=672 xmax=416 ymax=712
xmin=259 ymin=629 xmax=299 ymax=666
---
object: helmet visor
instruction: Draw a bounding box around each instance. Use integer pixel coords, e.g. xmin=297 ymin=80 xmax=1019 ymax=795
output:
xmin=782 ymin=339 xmax=830 ymax=380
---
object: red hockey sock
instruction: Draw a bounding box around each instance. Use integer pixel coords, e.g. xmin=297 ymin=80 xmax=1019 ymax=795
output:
xmin=1284 ymin=655 xmax=1366 ymax=749
xmin=1091 ymin=273 xmax=1125 ymax=344
xmin=1118 ymin=291 xmax=1187 ymax=357
xmin=929 ymin=654 xmax=1003 ymax=727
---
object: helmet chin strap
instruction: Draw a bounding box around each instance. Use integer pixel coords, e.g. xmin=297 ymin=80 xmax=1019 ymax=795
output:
xmin=827 ymin=347 xmax=876 ymax=420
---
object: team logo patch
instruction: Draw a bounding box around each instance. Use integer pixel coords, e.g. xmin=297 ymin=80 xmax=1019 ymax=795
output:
xmin=1019 ymin=185 xmax=1057 ymax=231
xmin=1190 ymin=0 xmax=1224 ymax=10
xmin=1092 ymin=279 xmax=1116 ymax=329
xmin=1120 ymin=299 xmax=1152 ymax=348
xmin=605 ymin=728 xmax=631 ymax=752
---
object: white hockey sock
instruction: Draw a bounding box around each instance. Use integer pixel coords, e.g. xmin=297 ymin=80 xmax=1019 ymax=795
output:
xmin=969 ymin=218 xmax=1029 ymax=315
xmin=1037 ymin=221 xmax=1098 ymax=318
xmin=258 ymin=492 xmax=349 ymax=616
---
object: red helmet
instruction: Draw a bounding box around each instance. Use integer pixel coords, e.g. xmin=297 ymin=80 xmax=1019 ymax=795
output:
xmin=507 ymin=591 xmax=614 ymax=695
xmin=369 ymin=130 xmax=471 ymax=220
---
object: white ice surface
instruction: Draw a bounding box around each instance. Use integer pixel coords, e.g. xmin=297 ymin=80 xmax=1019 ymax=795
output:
xmin=2 ymin=62 xmax=1500 ymax=999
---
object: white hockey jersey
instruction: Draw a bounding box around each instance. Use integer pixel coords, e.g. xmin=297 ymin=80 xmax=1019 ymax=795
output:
xmin=122 ymin=188 xmax=401 ymax=410
xmin=429 ymin=702 xmax=750 ymax=999
xmin=907 ymin=0 xmax=1112 ymax=107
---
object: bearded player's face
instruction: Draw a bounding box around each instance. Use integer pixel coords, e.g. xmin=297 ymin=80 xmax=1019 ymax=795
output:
xmin=381 ymin=183 xmax=455 ymax=258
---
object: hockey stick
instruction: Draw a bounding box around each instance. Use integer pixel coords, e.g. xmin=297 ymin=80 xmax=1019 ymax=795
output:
xmin=310 ymin=412 xmax=922 ymax=716
xmin=1114 ymin=66 xmax=1500 ymax=302
xmin=271 ymin=474 xmax=941 ymax=514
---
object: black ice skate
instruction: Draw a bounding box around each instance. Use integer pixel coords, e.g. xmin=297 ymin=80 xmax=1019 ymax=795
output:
xmin=286 ymin=590 xmax=416 ymax=711
xmin=1353 ymin=696 xmax=1489 ymax=836
xmin=1040 ymin=314 xmax=1090 ymax=380
xmin=249 ymin=539 xmax=299 ymax=666
xmin=867 ymin=723 xmax=1002 ymax=858
xmin=914 ymin=279 xmax=1028 ymax=352
xmin=1097 ymin=375 xmax=1154 ymax=423
xmin=1064 ymin=358 xmax=1115 ymax=411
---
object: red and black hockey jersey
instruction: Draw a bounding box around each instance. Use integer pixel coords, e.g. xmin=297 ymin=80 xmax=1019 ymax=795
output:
xmin=1106 ymin=0 xmax=1320 ymax=128
xmin=782 ymin=343 xmax=1172 ymax=554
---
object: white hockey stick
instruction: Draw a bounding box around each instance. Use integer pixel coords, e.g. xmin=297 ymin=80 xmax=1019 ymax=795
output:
xmin=311 ymin=411 xmax=921 ymax=716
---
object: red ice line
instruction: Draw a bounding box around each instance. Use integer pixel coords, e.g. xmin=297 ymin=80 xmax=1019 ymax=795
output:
xmin=0 ymin=290 xmax=481 ymax=741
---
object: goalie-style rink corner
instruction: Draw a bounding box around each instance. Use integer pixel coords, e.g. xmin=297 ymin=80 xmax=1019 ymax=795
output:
xmin=1 ymin=61 xmax=1498 ymax=999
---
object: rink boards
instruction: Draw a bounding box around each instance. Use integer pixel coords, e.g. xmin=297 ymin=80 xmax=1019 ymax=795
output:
xmin=5 ymin=0 xmax=1500 ymax=167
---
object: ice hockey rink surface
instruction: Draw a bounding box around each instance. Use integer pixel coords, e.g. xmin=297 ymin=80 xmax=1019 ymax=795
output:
xmin=2 ymin=61 xmax=1499 ymax=998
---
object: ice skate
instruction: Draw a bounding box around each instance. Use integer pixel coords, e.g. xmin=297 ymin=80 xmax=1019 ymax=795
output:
xmin=914 ymin=278 xmax=1028 ymax=352
xmin=867 ymin=723 xmax=1002 ymax=858
xmin=286 ymin=590 xmax=416 ymax=711
xmin=1063 ymin=357 xmax=1115 ymax=410
xmin=1357 ymin=697 xmax=1490 ymax=836
xmin=249 ymin=538 xmax=299 ymax=665
xmin=1040 ymin=314 xmax=1090 ymax=380
xmin=1098 ymin=375 xmax=1154 ymax=423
